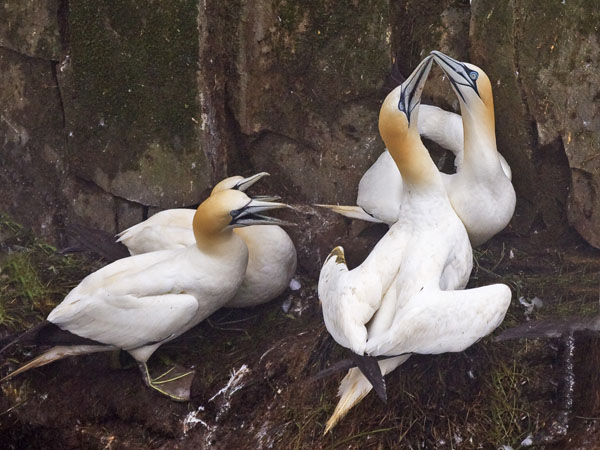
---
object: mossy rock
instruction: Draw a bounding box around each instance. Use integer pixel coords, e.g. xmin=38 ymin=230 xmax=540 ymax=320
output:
xmin=61 ymin=0 xmax=211 ymax=208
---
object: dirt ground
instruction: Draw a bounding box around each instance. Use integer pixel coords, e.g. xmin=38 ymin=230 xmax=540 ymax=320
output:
xmin=0 ymin=218 xmax=599 ymax=449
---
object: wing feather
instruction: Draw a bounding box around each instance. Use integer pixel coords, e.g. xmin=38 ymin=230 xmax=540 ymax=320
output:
xmin=49 ymin=293 xmax=199 ymax=351
xmin=366 ymin=284 xmax=511 ymax=356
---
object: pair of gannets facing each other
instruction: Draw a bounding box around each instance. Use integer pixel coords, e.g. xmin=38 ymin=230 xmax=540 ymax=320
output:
xmin=321 ymin=51 xmax=516 ymax=246
xmin=318 ymin=55 xmax=512 ymax=432
xmin=117 ymin=172 xmax=297 ymax=308
xmin=0 ymin=190 xmax=290 ymax=401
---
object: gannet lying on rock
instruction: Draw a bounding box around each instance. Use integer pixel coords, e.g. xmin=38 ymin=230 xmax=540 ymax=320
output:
xmin=0 ymin=190 xmax=290 ymax=401
xmin=318 ymin=55 xmax=512 ymax=432
xmin=319 ymin=51 xmax=515 ymax=246
xmin=117 ymin=173 xmax=297 ymax=308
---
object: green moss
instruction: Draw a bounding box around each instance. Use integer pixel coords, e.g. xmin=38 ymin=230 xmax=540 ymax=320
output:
xmin=67 ymin=0 xmax=200 ymax=176
xmin=270 ymin=0 xmax=390 ymax=114
xmin=481 ymin=355 xmax=533 ymax=445
xmin=0 ymin=215 xmax=102 ymax=332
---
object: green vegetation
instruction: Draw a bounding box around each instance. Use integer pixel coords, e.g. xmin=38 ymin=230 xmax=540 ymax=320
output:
xmin=0 ymin=214 xmax=102 ymax=332
xmin=1 ymin=214 xmax=598 ymax=448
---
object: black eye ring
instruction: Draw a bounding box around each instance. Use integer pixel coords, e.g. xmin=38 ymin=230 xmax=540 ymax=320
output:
xmin=469 ymin=71 xmax=479 ymax=81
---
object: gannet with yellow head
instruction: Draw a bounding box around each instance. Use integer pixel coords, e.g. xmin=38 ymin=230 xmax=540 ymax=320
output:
xmin=319 ymin=52 xmax=515 ymax=246
xmin=319 ymin=56 xmax=511 ymax=432
xmin=117 ymin=172 xmax=271 ymax=255
xmin=116 ymin=172 xmax=297 ymax=308
xmin=1 ymin=190 xmax=290 ymax=401
xmin=431 ymin=50 xmax=516 ymax=245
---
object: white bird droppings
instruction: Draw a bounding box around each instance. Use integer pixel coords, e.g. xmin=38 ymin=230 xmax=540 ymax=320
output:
xmin=209 ymin=364 xmax=251 ymax=422
xmin=182 ymin=406 xmax=209 ymax=435
xmin=289 ymin=278 xmax=301 ymax=291
xmin=521 ymin=434 xmax=534 ymax=446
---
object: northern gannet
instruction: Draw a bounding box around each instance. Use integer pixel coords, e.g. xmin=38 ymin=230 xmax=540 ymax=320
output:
xmin=0 ymin=190 xmax=290 ymax=400
xmin=318 ymin=55 xmax=512 ymax=432
xmin=431 ymin=50 xmax=516 ymax=245
xmin=319 ymin=52 xmax=515 ymax=246
xmin=117 ymin=172 xmax=270 ymax=255
xmin=117 ymin=173 xmax=297 ymax=308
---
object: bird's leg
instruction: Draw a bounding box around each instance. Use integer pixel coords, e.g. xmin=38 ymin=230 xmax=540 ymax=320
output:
xmin=138 ymin=362 xmax=195 ymax=402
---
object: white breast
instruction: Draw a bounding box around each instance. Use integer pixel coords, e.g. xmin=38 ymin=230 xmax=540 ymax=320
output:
xmin=117 ymin=210 xmax=297 ymax=307
xmin=226 ymin=225 xmax=297 ymax=308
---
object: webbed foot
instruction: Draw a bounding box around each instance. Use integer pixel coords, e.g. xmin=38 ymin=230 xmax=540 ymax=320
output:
xmin=139 ymin=362 xmax=195 ymax=401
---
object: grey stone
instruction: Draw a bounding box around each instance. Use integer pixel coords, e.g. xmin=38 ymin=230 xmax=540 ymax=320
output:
xmin=62 ymin=177 xmax=117 ymax=235
xmin=58 ymin=1 xmax=211 ymax=208
xmin=470 ymin=0 xmax=600 ymax=247
xmin=0 ymin=0 xmax=64 ymax=60
xmin=0 ymin=47 xmax=66 ymax=241
xmin=115 ymin=198 xmax=144 ymax=234
xmin=229 ymin=0 xmax=392 ymax=271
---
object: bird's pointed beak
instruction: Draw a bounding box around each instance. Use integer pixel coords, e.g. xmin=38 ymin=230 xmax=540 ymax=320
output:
xmin=251 ymin=194 xmax=281 ymax=202
xmin=234 ymin=172 xmax=270 ymax=192
xmin=397 ymin=55 xmax=433 ymax=124
xmin=431 ymin=50 xmax=480 ymax=100
xmin=230 ymin=197 xmax=294 ymax=227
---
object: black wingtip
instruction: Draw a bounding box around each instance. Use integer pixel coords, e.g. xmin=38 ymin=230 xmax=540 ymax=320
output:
xmin=307 ymin=358 xmax=356 ymax=383
xmin=0 ymin=320 xmax=104 ymax=356
xmin=350 ymin=353 xmax=387 ymax=403
xmin=63 ymin=223 xmax=130 ymax=262
xmin=308 ymin=354 xmax=388 ymax=403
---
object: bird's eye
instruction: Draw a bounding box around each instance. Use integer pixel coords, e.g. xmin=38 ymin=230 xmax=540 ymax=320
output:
xmin=469 ymin=71 xmax=479 ymax=81
xmin=398 ymin=96 xmax=405 ymax=111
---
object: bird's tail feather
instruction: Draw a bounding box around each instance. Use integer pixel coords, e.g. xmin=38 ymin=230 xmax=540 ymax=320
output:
xmin=0 ymin=321 xmax=105 ymax=356
xmin=314 ymin=204 xmax=384 ymax=224
xmin=324 ymin=355 xmax=410 ymax=434
xmin=325 ymin=367 xmax=373 ymax=434
xmin=1 ymin=345 xmax=112 ymax=383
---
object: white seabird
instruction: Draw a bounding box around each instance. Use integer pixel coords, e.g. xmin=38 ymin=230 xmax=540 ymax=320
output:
xmin=117 ymin=172 xmax=297 ymax=308
xmin=319 ymin=51 xmax=515 ymax=246
xmin=1 ymin=190 xmax=290 ymax=400
xmin=318 ymin=55 xmax=511 ymax=432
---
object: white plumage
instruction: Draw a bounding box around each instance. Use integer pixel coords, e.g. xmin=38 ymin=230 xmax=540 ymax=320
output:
xmin=320 ymin=52 xmax=515 ymax=246
xmin=2 ymin=190 xmax=290 ymax=400
xmin=117 ymin=173 xmax=297 ymax=308
xmin=318 ymin=55 xmax=512 ymax=432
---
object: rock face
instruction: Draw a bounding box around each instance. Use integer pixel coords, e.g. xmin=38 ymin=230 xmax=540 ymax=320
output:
xmin=469 ymin=0 xmax=599 ymax=245
xmin=1 ymin=0 xmax=600 ymax=263
xmin=226 ymin=0 xmax=392 ymax=272
xmin=0 ymin=45 xmax=67 ymax=241
xmin=0 ymin=0 xmax=64 ymax=60
xmin=514 ymin=0 xmax=600 ymax=248
xmin=61 ymin=1 xmax=212 ymax=208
